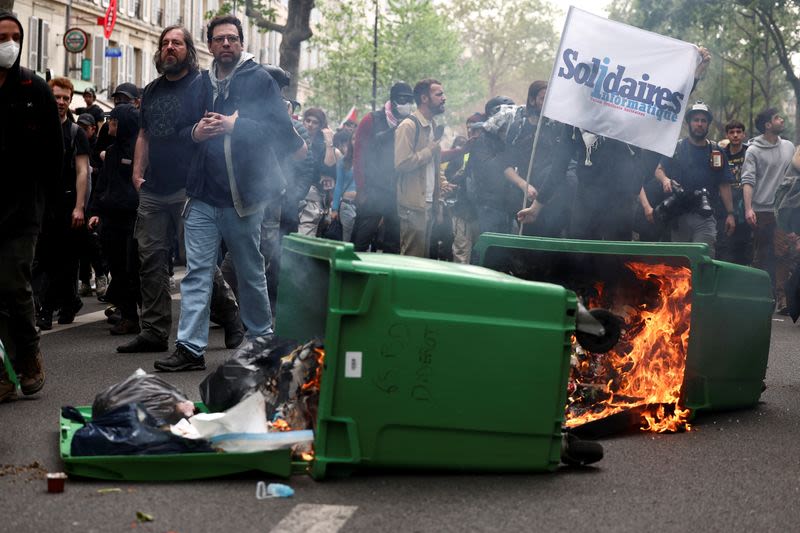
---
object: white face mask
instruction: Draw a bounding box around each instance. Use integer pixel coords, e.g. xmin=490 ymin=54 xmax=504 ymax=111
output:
xmin=395 ymin=103 xmax=414 ymax=117
xmin=0 ymin=40 xmax=20 ymax=69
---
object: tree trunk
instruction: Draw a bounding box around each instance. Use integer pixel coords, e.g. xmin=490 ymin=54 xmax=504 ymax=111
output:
xmin=279 ymin=0 xmax=314 ymax=101
xmin=244 ymin=0 xmax=314 ymax=101
xmin=0 ymin=0 xmax=15 ymax=12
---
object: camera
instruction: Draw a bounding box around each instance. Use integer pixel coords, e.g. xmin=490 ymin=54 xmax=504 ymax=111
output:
xmin=653 ymin=181 xmax=714 ymax=223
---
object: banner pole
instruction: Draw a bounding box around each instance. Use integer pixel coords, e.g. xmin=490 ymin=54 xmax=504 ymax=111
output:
xmin=518 ymin=6 xmax=573 ymax=236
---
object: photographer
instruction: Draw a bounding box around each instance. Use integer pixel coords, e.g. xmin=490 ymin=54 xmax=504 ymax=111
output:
xmin=640 ymin=101 xmax=735 ymax=258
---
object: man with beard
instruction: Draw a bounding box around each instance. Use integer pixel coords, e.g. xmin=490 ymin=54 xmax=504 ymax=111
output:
xmin=121 ymin=24 xmax=242 ymax=354
xmin=644 ymin=101 xmax=735 ymax=257
xmin=742 ymin=108 xmax=797 ymax=313
xmin=394 ymin=78 xmax=454 ymax=258
xmin=351 ymin=81 xmax=415 ymax=253
xmin=0 ymin=12 xmax=62 ymax=401
xmin=154 ymin=15 xmax=304 ymax=372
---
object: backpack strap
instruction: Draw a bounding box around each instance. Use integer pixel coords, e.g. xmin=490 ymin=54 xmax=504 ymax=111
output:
xmin=407 ymin=114 xmax=422 ymax=149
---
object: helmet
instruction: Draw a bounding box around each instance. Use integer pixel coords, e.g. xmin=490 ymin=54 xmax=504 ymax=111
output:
xmin=485 ymin=95 xmax=515 ymax=117
xmin=685 ymin=100 xmax=713 ymax=123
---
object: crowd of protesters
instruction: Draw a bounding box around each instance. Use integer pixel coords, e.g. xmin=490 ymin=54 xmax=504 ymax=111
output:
xmin=3 ymin=12 xmax=800 ymax=401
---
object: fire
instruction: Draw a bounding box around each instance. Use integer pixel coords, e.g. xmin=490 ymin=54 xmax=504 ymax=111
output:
xmin=301 ymin=346 xmax=326 ymax=392
xmin=271 ymin=419 xmax=291 ymax=432
xmin=566 ymin=261 xmax=693 ymax=433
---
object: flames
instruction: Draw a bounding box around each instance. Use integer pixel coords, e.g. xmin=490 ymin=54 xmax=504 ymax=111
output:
xmin=301 ymin=346 xmax=326 ymax=393
xmin=566 ymin=261 xmax=693 ymax=433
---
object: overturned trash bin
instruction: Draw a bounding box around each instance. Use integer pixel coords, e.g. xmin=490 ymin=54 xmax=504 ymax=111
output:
xmin=276 ymin=235 xmax=586 ymax=478
xmin=472 ymin=234 xmax=773 ymax=428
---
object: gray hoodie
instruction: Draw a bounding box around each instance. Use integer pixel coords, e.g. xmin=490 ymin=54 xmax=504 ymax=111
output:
xmin=741 ymin=134 xmax=795 ymax=211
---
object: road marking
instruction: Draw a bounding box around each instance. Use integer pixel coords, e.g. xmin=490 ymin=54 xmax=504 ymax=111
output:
xmin=40 ymin=272 xmax=185 ymax=336
xmin=269 ymin=504 xmax=357 ymax=533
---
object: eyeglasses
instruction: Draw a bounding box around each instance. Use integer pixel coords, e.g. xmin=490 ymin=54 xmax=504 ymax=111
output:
xmin=211 ymin=34 xmax=240 ymax=44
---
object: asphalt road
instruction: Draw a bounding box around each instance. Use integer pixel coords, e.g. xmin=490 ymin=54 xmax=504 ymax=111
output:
xmin=1 ymin=295 xmax=799 ymax=533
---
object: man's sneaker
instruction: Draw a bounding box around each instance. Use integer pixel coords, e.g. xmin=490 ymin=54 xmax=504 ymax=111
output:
xmin=154 ymin=345 xmax=206 ymax=372
xmin=18 ymin=350 xmax=45 ymax=396
xmin=0 ymin=376 xmax=17 ymax=403
xmin=78 ymin=282 xmax=93 ymax=297
xmin=36 ymin=311 xmax=53 ymax=331
xmin=117 ymin=336 xmax=169 ymax=353
xmin=95 ymin=275 xmax=108 ymax=298
xmin=57 ymin=299 xmax=83 ymax=325
xmin=110 ymin=318 xmax=141 ymax=336
xmin=106 ymin=308 xmax=122 ymax=325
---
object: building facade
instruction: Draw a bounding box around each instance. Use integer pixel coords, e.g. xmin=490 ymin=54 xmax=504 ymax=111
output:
xmin=9 ymin=0 xmax=315 ymax=103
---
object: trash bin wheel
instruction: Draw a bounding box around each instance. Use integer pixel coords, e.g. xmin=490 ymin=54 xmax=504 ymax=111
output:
xmin=575 ymin=309 xmax=622 ymax=353
xmin=561 ymin=433 xmax=604 ymax=466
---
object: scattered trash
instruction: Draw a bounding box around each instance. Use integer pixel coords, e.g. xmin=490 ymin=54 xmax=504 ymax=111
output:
xmin=178 ymin=392 xmax=314 ymax=453
xmin=136 ymin=511 xmax=154 ymax=523
xmin=46 ymin=472 xmax=67 ymax=493
xmin=71 ymin=403 xmax=213 ymax=456
xmin=96 ymin=487 xmax=123 ymax=494
xmin=93 ymin=369 xmax=196 ymax=425
xmin=256 ymin=481 xmax=294 ymax=499
xmin=0 ymin=461 xmax=48 ymax=481
xmin=200 ymin=336 xmax=298 ymax=412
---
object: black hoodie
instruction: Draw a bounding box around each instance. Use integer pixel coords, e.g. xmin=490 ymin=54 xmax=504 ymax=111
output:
xmin=0 ymin=12 xmax=63 ymax=240
xmin=90 ymin=103 xmax=140 ymax=215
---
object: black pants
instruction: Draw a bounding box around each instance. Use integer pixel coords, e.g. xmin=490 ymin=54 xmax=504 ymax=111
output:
xmin=78 ymin=226 xmax=108 ymax=283
xmin=100 ymin=212 xmax=140 ymax=321
xmin=350 ymin=210 xmax=401 ymax=253
xmin=0 ymin=233 xmax=40 ymax=369
xmin=37 ymin=212 xmax=81 ymax=314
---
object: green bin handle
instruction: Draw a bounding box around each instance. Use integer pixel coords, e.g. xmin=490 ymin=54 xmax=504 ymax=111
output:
xmin=0 ymin=339 xmax=19 ymax=388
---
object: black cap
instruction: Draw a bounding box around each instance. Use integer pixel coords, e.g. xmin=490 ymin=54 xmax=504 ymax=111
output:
xmin=83 ymin=87 xmax=96 ymax=97
xmin=390 ymin=81 xmax=414 ymax=102
xmin=111 ymin=82 xmax=139 ymax=100
xmin=76 ymin=113 xmax=96 ymax=126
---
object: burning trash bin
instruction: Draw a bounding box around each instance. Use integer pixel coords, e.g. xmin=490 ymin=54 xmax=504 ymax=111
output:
xmin=473 ymin=233 xmax=773 ymax=434
xmin=275 ymin=235 xmax=604 ymax=478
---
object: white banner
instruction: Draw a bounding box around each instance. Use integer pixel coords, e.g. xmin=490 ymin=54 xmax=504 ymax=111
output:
xmin=542 ymin=7 xmax=700 ymax=157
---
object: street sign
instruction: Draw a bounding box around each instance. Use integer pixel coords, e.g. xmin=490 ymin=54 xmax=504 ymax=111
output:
xmin=63 ymin=28 xmax=88 ymax=54
xmin=103 ymin=0 xmax=118 ymax=39
xmin=81 ymin=59 xmax=92 ymax=81
xmin=104 ymin=47 xmax=122 ymax=58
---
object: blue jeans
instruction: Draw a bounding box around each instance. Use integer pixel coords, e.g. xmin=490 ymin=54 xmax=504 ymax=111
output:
xmin=177 ymin=199 xmax=272 ymax=356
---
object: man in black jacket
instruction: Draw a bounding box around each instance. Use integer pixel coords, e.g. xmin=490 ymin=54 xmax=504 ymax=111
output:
xmin=0 ymin=12 xmax=63 ymax=401
xmin=154 ymin=16 xmax=305 ymax=372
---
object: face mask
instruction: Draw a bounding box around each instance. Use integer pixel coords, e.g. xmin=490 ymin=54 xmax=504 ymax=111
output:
xmin=395 ymin=103 xmax=414 ymax=117
xmin=0 ymin=40 xmax=20 ymax=69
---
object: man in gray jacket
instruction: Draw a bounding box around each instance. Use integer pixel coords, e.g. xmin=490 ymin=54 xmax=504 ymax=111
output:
xmin=742 ymin=107 xmax=797 ymax=312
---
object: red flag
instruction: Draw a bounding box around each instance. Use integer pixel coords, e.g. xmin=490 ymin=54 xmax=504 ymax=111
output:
xmin=339 ymin=106 xmax=358 ymax=129
xmin=103 ymin=0 xmax=118 ymax=39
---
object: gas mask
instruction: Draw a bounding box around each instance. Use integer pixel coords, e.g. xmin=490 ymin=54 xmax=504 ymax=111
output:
xmin=0 ymin=40 xmax=20 ymax=69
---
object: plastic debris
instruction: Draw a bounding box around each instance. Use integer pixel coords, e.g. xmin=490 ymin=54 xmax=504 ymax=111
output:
xmin=256 ymin=481 xmax=294 ymax=499
xmin=136 ymin=511 xmax=154 ymax=523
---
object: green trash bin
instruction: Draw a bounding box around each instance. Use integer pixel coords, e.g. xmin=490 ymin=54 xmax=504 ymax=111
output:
xmin=472 ymin=234 xmax=773 ymax=413
xmin=275 ymin=235 xmax=579 ymax=478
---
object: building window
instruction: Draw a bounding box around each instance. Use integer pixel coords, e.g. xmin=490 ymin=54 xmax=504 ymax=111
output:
xmin=92 ymin=35 xmax=107 ymax=92
xmin=27 ymin=17 xmax=49 ymax=73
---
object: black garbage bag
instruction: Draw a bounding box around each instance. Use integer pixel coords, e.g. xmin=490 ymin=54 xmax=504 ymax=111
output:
xmin=199 ymin=336 xmax=298 ymax=412
xmin=92 ymin=369 xmax=195 ymax=425
xmin=71 ymin=403 xmax=213 ymax=456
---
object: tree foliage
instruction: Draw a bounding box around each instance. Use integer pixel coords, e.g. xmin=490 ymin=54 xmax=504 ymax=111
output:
xmin=305 ymin=0 xmax=482 ymax=124
xmin=608 ymin=0 xmax=799 ymax=142
xmin=449 ymin=0 xmax=558 ymax=102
